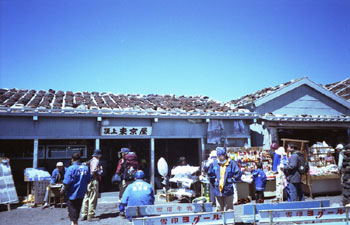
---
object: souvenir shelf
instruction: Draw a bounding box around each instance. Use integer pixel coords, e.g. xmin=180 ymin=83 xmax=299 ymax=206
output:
xmin=309 ymin=146 xmax=339 ymax=178
xmin=227 ymin=147 xmax=273 ymax=175
xmin=227 ymin=147 xmax=275 ymax=199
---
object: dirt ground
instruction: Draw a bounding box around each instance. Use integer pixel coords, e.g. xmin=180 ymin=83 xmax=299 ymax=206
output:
xmin=0 ymin=192 xmax=344 ymax=225
xmin=0 ymin=202 xmax=131 ymax=225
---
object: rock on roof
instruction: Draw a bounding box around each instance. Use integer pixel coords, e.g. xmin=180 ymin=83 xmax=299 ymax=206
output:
xmin=0 ymin=88 xmax=240 ymax=113
xmin=325 ymin=78 xmax=350 ymax=101
xmin=227 ymin=77 xmax=305 ymax=107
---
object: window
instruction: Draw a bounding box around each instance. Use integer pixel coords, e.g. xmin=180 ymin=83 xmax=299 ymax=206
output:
xmin=46 ymin=145 xmax=87 ymax=159
xmin=10 ymin=146 xmax=45 ymax=159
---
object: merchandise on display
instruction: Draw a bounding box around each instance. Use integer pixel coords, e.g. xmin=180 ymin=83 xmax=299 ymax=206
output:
xmin=309 ymin=141 xmax=338 ymax=176
xmin=227 ymin=147 xmax=274 ymax=179
xmin=24 ymin=168 xmax=51 ymax=181
xmin=169 ymin=166 xmax=199 ymax=198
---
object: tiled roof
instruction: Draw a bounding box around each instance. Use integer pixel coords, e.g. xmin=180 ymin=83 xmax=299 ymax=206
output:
xmin=325 ymin=78 xmax=350 ymax=101
xmin=0 ymin=88 xmax=254 ymax=117
xmin=227 ymin=77 xmax=305 ymax=107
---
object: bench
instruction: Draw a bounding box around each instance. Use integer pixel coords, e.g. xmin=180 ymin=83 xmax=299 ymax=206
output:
xmin=132 ymin=210 xmax=234 ymax=225
xmin=126 ymin=202 xmax=212 ymax=217
xmin=259 ymin=206 xmax=349 ymax=224
xmin=241 ymin=200 xmax=330 ymax=223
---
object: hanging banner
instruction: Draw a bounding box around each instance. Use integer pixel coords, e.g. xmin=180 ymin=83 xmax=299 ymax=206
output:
xmin=101 ymin=126 xmax=152 ymax=136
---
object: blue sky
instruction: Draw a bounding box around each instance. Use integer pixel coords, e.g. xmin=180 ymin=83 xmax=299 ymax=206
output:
xmin=0 ymin=0 xmax=349 ymax=102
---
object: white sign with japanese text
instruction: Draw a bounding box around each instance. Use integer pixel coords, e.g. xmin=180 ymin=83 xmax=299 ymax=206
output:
xmin=144 ymin=204 xmax=204 ymax=215
xmin=132 ymin=211 xmax=234 ymax=225
xmin=259 ymin=207 xmax=348 ymax=223
xmin=101 ymin=126 xmax=152 ymax=136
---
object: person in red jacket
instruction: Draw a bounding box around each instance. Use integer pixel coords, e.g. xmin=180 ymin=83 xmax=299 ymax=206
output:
xmin=116 ymin=148 xmax=138 ymax=200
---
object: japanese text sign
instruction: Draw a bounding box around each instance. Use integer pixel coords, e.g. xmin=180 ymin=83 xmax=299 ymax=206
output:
xmin=259 ymin=207 xmax=348 ymax=223
xmin=132 ymin=211 xmax=234 ymax=225
xmin=101 ymin=126 xmax=152 ymax=136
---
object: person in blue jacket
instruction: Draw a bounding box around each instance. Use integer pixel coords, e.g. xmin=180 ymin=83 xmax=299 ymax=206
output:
xmin=207 ymin=147 xmax=242 ymax=211
xmin=119 ymin=170 xmax=155 ymax=221
xmin=42 ymin=161 xmax=67 ymax=208
xmin=61 ymin=153 xmax=91 ymax=225
xmin=252 ymin=161 xmax=267 ymax=203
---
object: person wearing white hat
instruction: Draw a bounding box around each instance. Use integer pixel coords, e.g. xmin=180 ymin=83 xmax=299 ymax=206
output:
xmin=272 ymin=147 xmax=288 ymax=172
xmin=42 ymin=161 xmax=67 ymax=209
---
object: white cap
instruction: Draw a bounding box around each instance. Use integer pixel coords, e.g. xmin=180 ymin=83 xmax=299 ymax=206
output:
xmin=209 ymin=150 xmax=217 ymax=158
xmin=336 ymin=144 xmax=344 ymax=150
xmin=56 ymin=162 xmax=64 ymax=167
xmin=275 ymin=147 xmax=286 ymax=155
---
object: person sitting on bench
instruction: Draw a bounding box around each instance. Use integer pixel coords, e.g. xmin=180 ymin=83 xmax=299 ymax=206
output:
xmin=119 ymin=170 xmax=155 ymax=221
xmin=42 ymin=161 xmax=66 ymax=208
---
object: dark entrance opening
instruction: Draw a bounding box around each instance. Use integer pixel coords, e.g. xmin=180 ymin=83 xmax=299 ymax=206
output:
xmin=277 ymin=128 xmax=348 ymax=147
xmin=100 ymin=139 xmax=150 ymax=192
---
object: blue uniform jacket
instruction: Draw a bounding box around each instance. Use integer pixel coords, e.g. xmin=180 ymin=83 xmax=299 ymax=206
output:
xmin=50 ymin=167 xmax=67 ymax=184
xmin=207 ymin=159 xmax=242 ymax=197
xmin=272 ymin=154 xmax=288 ymax=171
xmin=121 ymin=179 xmax=155 ymax=209
xmin=252 ymin=169 xmax=267 ymax=191
xmin=63 ymin=162 xmax=91 ymax=200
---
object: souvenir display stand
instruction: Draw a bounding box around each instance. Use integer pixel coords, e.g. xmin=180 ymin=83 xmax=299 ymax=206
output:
xmin=281 ymin=138 xmax=342 ymax=197
xmin=227 ymin=147 xmax=276 ymax=200
xmin=0 ymin=158 xmax=19 ymax=211
xmin=168 ymin=166 xmax=200 ymax=202
xmin=308 ymin=145 xmax=341 ymax=196
xmin=24 ymin=168 xmax=51 ymax=207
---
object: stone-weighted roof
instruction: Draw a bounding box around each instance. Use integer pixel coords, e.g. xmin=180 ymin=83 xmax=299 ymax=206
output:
xmin=325 ymin=78 xmax=350 ymax=101
xmin=227 ymin=77 xmax=305 ymax=107
xmin=0 ymin=88 xmax=252 ymax=116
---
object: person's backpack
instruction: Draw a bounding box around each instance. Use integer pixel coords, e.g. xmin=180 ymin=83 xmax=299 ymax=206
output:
xmin=123 ymin=153 xmax=138 ymax=181
xmin=298 ymin=154 xmax=309 ymax=174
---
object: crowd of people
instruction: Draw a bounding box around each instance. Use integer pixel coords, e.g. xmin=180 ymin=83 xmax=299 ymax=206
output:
xmin=41 ymin=142 xmax=350 ymax=224
xmin=43 ymin=147 xmax=152 ymax=225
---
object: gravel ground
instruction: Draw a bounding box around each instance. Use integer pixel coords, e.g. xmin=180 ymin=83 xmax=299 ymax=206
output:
xmin=0 ymin=192 xmax=344 ymax=225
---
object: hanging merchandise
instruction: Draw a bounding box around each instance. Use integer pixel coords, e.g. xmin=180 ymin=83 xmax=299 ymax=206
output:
xmin=207 ymin=120 xmax=225 ymax=144
xmin=0 ymin=158 xmax=19 ymax=205
xmin=157 ymin=157 xmax=169 ymax=185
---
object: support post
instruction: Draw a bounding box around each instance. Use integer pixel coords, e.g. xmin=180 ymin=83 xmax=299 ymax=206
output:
xmin=33 ymin=139 xmax=38 ymax=169
xmin=247 ymin=137 xmax=251 ymax=147
xmin=150 ymin=138 xmax=155 ymax=192
xmin=200 ymin=138 xmax=205 ymax=164
xmin=253 ymin=204 xmax=256 ymax=225
xmin=95 ymin=138 xmax=100 ymax=150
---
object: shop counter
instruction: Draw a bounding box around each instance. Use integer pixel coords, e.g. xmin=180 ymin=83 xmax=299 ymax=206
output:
xmin=303 ymin=174 xmax=342 ymax=196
